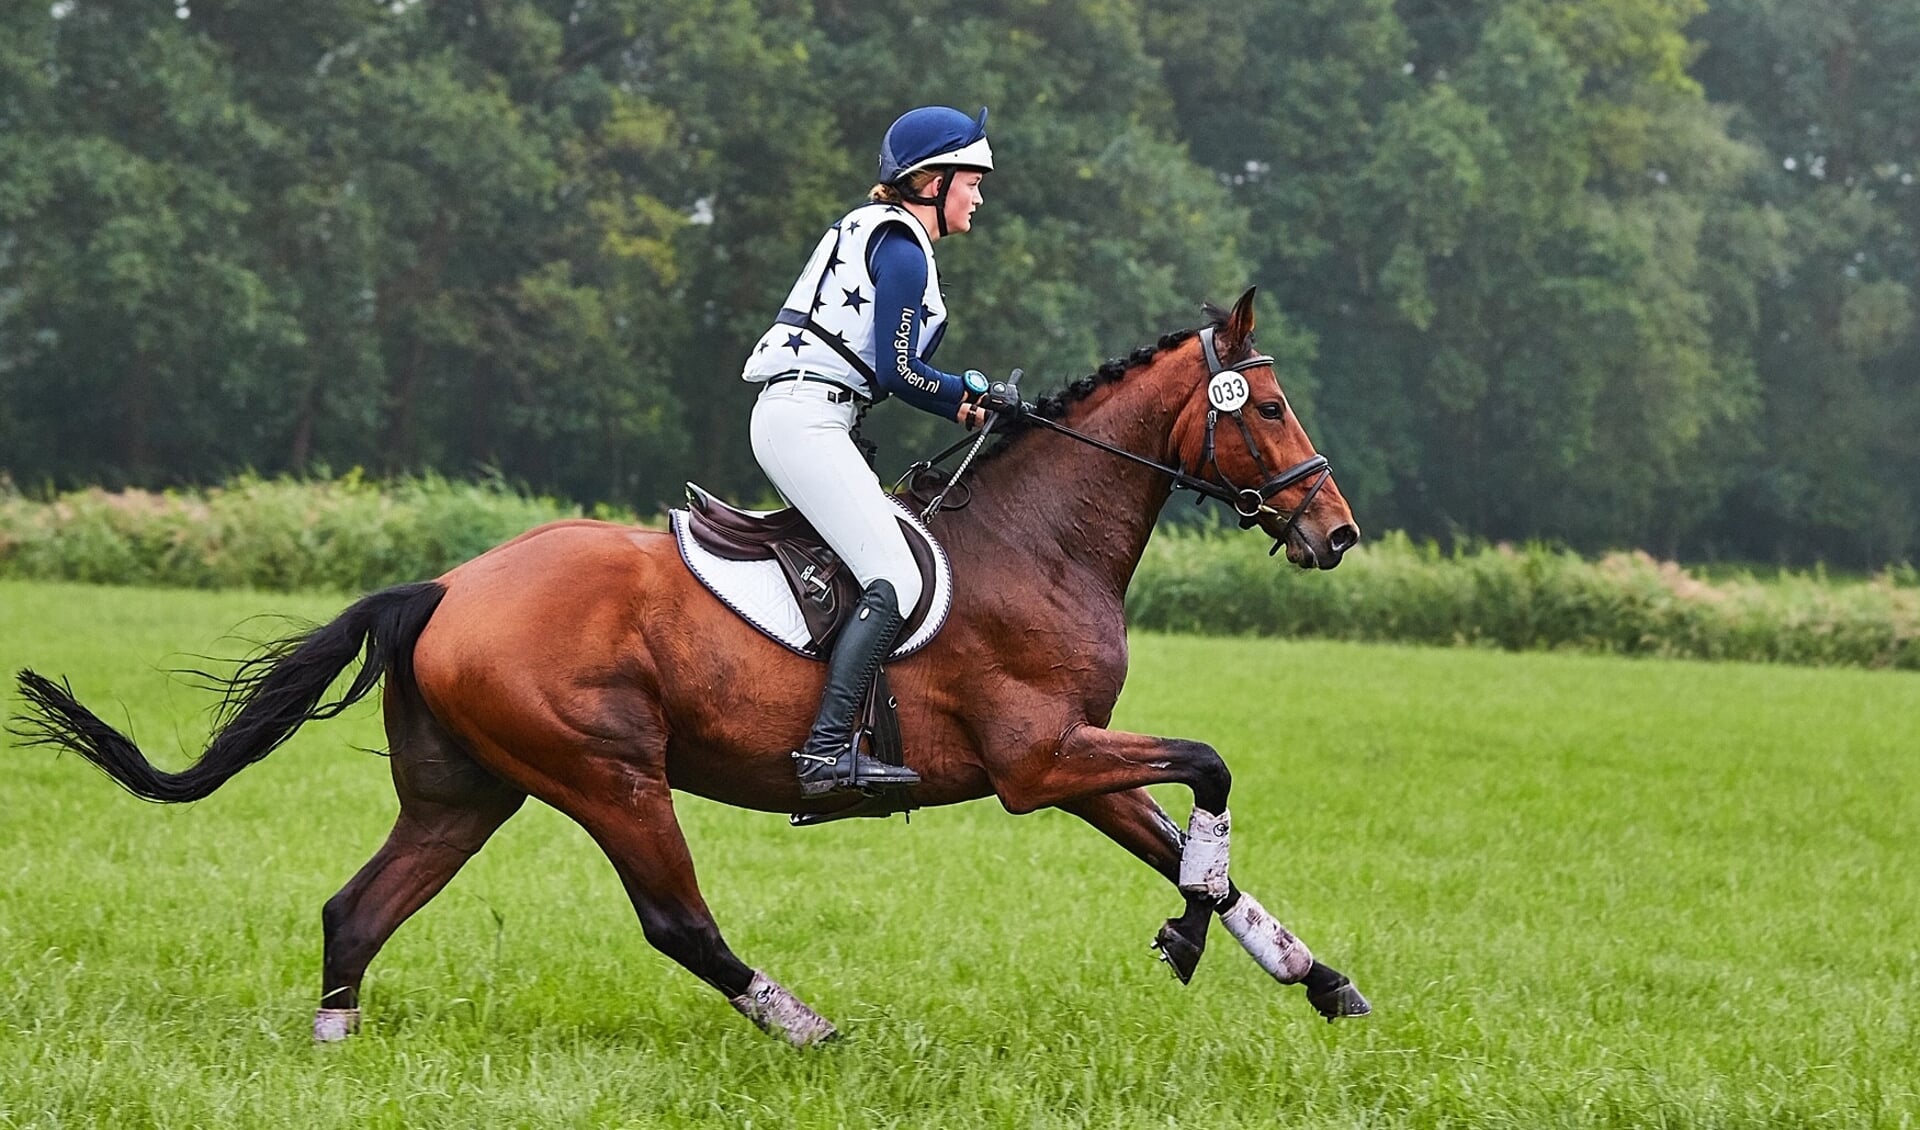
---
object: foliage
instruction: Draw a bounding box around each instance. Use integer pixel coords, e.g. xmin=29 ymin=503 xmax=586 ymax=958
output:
xmin=1686 ymin=0 xmax=1920 ymax=565
xmin=1128 ymin=528 xmax=1920 ymax=669
xmin=1 ymin=0 xmax=1917 ymax=566
xmin=5 ymin=475 xmax=1916 ymax=671
xmin=0 ymin=472 xmax=624 ymax=593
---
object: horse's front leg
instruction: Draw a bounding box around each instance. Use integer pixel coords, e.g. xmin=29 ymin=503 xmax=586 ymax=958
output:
xmin=1056 ymin=789 xmax=1216 ymax=983
xmin=1008 ymin=728 xmax=1369 ymax=1021
xmin=993 ymin=722 xmax=1232 ymax=898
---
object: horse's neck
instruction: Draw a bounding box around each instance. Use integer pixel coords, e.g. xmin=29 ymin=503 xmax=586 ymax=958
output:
xmin=964 ymin=371 xmax=1188 ymax=595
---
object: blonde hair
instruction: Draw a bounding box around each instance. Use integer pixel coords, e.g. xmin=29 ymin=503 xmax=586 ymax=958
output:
xmin=868 ymin=169 xmax=943 ymax=204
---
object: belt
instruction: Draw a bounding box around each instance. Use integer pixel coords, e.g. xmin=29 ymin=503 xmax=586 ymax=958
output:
xmin=762 ymin=372 xmax=863 ymax=404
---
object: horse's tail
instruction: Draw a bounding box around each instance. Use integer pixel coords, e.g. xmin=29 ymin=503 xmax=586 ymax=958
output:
xmin=12 ymin=581 xmax=447 ymax=804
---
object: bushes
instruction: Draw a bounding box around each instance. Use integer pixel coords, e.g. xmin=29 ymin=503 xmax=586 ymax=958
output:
xmin=0 ymin=473 xmax=635 ymax=593
xmin=5 ymin=476 xmax=1917 ymax=670
xmin=1128 ymin=529 xmax=1920 ymax=670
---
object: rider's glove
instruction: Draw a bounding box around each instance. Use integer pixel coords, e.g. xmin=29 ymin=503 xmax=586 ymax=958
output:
xmin=977 ymin=369 xmax=1028 ymax=417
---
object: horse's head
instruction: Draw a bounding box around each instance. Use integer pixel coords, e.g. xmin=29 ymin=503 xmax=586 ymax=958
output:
xmin=1170 ymin=288 xmax=1359 ymax=569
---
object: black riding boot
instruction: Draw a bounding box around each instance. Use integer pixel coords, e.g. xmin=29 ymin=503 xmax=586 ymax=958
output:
xmin=792 ymin=580 xmax=922 ymax=797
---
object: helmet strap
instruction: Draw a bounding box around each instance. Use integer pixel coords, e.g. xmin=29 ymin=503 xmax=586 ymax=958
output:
xmin=897 ymin=168 xmax=956 ymax=237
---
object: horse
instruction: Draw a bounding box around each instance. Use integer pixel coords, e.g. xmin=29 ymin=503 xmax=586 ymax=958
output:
xmin=14 ymin=287 xmax=1368 ymax=1046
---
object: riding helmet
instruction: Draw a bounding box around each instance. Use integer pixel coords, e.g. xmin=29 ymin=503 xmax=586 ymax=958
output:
xmin=877 ymin=106 xmax=994 ymax=185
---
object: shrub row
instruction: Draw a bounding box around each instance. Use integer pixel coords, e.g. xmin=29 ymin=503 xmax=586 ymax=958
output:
xmin=0 ymin=473 xmax=631 ymax=593
xmin=5 ymin=477 xmax=1917 ymax=670
xmin=1128 ymin=529 xmax=1920 ymax=670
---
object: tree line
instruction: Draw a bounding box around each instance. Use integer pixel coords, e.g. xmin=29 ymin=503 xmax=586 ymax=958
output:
xmin=1 ymin=0 xmax=1914 ymax=566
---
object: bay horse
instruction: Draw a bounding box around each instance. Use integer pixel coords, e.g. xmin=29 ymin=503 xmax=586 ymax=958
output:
xmin=14 ymin=288 xmax=1369 ymax=1045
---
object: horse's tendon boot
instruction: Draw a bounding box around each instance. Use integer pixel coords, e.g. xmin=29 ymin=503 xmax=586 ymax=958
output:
xmin=729 ymin=971 xmax=839 ymax=1046
xmin=1220 ymin=893 xmax=1314 ymax=984
xmin=313 ymin=1007 xmax=360 ymax=1042
xmin=1178 ymin=805 xmax=1231 ymax=899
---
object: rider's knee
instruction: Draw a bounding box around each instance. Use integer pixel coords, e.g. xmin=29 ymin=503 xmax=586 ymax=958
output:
xmin=879 ymin=569 xmax=922 ymax=615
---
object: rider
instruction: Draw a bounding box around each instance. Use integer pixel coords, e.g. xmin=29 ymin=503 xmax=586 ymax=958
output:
xmin=742 ymin=105 xmax=1020 ymax=798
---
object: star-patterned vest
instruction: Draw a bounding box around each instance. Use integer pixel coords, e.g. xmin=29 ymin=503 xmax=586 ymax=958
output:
xmin=742 ymin=203 xmax=947 ymax=399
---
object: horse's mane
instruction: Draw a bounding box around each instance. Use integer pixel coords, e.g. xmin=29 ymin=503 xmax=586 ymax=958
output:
xmin=979 ymin=303 xmax=1229 ymax=460
xmin=1024 ymin=329 xmax=1198 ymax=422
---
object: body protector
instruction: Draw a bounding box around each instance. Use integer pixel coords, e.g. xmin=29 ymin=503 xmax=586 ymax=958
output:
xmin=743 ymin=204 xmax=947 ymax=400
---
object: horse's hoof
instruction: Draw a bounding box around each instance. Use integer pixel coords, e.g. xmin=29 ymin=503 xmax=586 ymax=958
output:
xmin=1151 ymin=921 xmax=1201 ymax=985
xmin=1307 ymin=977 xmax=1371 ymax=1022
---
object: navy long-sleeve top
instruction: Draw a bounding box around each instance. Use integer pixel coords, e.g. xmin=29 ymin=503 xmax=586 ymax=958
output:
xmin=866 ymin=225 xmax=970 ymax=417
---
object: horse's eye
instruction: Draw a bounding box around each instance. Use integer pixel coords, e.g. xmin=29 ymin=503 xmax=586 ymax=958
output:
xmin=1257 ymin=402 xmax=1283 ymax=420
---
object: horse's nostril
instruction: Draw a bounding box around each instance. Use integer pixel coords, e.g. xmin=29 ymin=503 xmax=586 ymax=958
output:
xmin=1328 ymin=524 xmax=1359 ymax=554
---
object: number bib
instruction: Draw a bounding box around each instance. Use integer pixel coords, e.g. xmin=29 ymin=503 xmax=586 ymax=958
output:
xmin=1208 ymin=372 xmax=1250 ymax=412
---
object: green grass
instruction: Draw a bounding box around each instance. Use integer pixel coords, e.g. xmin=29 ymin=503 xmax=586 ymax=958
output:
xmin=2 ymin=579 xmax=1917 ymax=1128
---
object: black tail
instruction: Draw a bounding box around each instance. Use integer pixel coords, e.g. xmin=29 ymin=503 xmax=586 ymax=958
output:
xmin=12 ymin=581 xmax=447 ymax=804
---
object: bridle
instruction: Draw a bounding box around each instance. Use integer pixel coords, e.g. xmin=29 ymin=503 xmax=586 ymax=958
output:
xmin=1182 ymin=326 xmax=1333 ymax=548
xmin=906 ymin=326 xmax=1333 ymax=556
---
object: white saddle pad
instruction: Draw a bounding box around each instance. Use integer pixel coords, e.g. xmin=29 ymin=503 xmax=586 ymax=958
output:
xmin=669 ymin=496 xmax=953 ymax=661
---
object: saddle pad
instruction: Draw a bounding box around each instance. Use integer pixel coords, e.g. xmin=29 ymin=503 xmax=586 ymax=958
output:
xmin=670 ymin=497 xmax=953 ymax=661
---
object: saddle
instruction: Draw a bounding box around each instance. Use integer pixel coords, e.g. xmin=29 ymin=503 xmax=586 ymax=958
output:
xmin=681 ymin=483 xmax=943 ymax=652
xmin=675 ymin=483 xmax=955 ymax=828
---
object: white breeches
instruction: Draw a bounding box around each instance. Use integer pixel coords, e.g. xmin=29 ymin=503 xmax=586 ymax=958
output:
xmin=750 ymin=380 xmax=924 ymax=614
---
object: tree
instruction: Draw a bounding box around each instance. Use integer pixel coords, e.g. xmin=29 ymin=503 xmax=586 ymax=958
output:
xmin=2 ymin=0 xmax=1915 ymax=565
xmin=1150 ymin=0 xmax=1771 ymax=553
xmin=1691 ymin=0 xmax=1920 ymax=563
xmin=0 ymin=2 xmax=304 ymax=484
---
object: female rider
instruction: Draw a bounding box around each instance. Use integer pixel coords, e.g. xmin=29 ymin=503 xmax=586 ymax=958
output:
xmin=741 ymin=105 xmax=1019 ymax=798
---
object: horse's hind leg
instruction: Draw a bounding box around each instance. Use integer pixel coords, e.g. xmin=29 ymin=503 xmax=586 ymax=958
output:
xmin=315 ymin=686 xmax=525 ymax=1041
xmin=555 ymin=763 xmax=839 ymax=1047
xmin=418 ymin=664 xmax=836 ymax=1047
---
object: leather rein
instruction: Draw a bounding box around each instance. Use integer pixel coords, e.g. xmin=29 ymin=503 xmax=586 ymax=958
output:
xmin=909 ymin=326 xmax=1332 ymax=556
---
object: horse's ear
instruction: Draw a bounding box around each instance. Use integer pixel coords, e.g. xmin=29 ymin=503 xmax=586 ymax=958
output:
xmin=1218 ymin=286 xmax=1258 ymax=358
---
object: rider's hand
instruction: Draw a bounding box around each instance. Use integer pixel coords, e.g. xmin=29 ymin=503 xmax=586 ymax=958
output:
xmin=958 ymin=369 xmax=1027 ymax=427
xmin=979 ymin=368 xmax=1027 ymax=417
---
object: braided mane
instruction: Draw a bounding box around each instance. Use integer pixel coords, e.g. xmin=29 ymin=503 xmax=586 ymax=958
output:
xmin=979 ymin=304 xmax=1230 ymax=462
xmin=1025 ymin=329 xmax=1197 ymax=422
xmin=1029 ymin=302 xmax=1229 ymax=421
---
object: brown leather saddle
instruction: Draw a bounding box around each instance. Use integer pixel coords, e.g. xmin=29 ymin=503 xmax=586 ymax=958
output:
xmin=682 ymin=482 xmax=941 ymax=653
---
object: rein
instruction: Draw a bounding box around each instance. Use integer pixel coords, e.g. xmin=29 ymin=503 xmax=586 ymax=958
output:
xmin=915 ymin=412 xmax=997 ymax=521
xmin=906 ymin=327 xmax=1331 ymax=556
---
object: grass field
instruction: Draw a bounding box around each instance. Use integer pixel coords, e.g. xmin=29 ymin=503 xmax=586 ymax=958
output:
xmin=2 ymin=579 xmax=1917 ymax=1128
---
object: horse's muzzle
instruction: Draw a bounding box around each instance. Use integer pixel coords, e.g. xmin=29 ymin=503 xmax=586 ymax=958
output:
xmin=1284 ymin=520 xmax=1358 ymax=570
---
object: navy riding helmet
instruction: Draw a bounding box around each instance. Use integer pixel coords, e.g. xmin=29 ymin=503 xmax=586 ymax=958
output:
xmin=877 ymin=106 xmax=993 ymax=236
